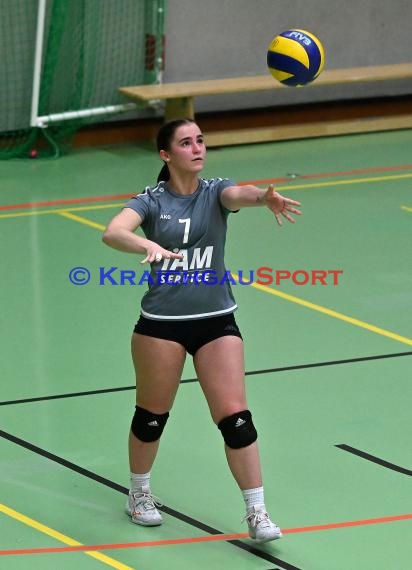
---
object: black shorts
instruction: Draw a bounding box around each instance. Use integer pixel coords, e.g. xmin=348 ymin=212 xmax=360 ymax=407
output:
xmin=133 ymin=312 xmax=243 ymax=356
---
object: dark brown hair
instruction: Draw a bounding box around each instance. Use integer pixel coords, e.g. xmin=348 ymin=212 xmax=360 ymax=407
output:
xmin=156 ymin=118 xmax=196 ymax=182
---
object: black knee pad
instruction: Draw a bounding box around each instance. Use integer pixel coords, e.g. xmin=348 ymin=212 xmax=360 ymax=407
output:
xmin=131 ymin=406 xmax=169 ymax=442
xmin=217 ymin=410 xmax=257 ymax=449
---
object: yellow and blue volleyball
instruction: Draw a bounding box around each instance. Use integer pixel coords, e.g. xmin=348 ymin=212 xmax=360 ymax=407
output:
xmin=267 ymin=29 xmax=325 ymax=86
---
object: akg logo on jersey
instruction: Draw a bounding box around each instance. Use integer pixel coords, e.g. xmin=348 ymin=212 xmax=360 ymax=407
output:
xmin=160 ymin=213 xmax=171 ymax=219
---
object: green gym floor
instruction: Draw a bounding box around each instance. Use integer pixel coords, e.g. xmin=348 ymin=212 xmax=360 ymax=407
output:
xmin=1 ymin=129 xmax=411 ymax=570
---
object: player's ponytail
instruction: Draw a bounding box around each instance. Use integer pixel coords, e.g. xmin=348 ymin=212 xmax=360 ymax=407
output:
xmin=156 ymin=118 xmax=196 ymax=182
xmin=157 ymin=163 xmax=170 ymax=182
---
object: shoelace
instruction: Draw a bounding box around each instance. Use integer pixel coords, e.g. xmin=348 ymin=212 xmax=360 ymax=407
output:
xmin=241 ymin=510 xmax=271 ymax=527
xmin=132 ymin=491 xmax=163 ymax=512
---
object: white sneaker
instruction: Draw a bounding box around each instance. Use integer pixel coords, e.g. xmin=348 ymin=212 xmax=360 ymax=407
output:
xmin=243 ymin=505 xmax=283 ymax=543
xmin=126 ymin=485 xmax=163 ymax=526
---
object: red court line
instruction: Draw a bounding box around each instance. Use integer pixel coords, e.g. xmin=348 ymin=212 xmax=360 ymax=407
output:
xmin=1 ymin=163 xmax=412 ymax=212
xmin=0 ymin=194 xmax=134 ymax=211
xmin=1 ymin=513 xmax=410 ymax=556
xmin=283 ymin=512 xmax=412 ymax=534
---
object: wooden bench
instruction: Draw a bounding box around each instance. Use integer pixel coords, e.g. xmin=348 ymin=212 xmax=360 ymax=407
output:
xmin=119 ymin=63 xmax=412 ymax=146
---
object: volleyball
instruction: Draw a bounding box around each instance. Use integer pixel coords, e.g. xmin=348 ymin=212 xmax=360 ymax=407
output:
xmin=267 ymin=29 xmax=325 ymax=87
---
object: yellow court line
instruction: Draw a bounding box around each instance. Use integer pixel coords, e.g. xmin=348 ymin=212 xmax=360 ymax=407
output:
xmin=54 ymin=213 xmax=412 ymax=347
xmin=2 ymin=185 xmax=411 ymax=347
xmin=231 ymin=275 xmax=412 ymax=347
xmin=401 ymin=205 xmax=412 ymax=213
xmin=0 ymin=503 xmax=134 ymax=570
xmin=57 ymin=210 xmax=106 ymax=231
xmin=274 ymin=172 xmax=412 ymax=192
xmin=0 ymin=202 xmax=124 ymax=220
xmin=1 ymin=171 xmax=412 ymax=221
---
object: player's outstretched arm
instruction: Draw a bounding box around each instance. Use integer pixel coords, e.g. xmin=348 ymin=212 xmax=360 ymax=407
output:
xmin=102 ymin=208 xmax=183 ymax=263
xmin=220 ymin=184 xmax=301 ymax=225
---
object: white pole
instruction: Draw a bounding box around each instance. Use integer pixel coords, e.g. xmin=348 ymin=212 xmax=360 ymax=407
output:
xmin=35 ymin=102 xmax=140 ymax=126
xmin=156 ymin=4 xmax=164 ymax=84
xmin=30 ymin=0 xmax=47 ymax=127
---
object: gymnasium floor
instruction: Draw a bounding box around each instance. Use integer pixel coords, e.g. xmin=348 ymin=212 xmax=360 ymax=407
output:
xmin=1 ymin=129 xmax=411 ymax=570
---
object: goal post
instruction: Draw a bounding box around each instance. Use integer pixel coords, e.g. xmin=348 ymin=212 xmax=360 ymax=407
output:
xmin=1 ymin=0 xmax=166 ymax=158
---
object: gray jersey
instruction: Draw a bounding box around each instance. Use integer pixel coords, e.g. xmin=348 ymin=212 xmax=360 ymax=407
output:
xmin=124 ymin=178 xmax=238 ymax=320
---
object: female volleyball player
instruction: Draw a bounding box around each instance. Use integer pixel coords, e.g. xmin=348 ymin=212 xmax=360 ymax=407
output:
xmin=102 ymin=118 xmax=301 ymax=542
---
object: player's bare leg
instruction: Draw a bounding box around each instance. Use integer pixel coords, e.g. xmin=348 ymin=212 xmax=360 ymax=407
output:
xmin=194 ymin=335 xmax=282 ymax=542
xmin=127 ymin=334 xmax=186 ymax=526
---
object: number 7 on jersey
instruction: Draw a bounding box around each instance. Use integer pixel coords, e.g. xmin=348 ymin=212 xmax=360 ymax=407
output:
xmin=179 ymin=218 xmax=191 ymax=244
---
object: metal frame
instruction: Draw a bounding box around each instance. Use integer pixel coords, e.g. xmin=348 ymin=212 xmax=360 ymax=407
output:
xmin=30 ymin=0 xmax=165 ymax=128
